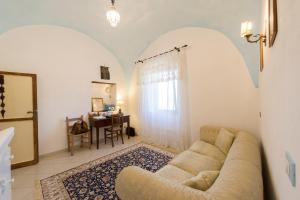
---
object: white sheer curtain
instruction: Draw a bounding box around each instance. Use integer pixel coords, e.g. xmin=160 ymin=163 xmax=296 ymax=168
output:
xmin=138 ymin=50 xmax=190 ymax=151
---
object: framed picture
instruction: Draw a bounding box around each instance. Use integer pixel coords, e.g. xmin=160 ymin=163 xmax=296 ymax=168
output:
xmin=100 ymin=66 xmax=110 ymax=80
xmin=91 ymin=97 xmax=104 ymax=112
xmin=268 ymin=0 xmax=278 ymax=47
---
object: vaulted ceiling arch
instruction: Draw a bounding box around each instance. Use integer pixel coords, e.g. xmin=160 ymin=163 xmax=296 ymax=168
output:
xmin=0 ymin=0 xmax=261 ymax=85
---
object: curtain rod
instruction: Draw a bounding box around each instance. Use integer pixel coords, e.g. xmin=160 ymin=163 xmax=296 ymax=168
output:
xmin=134 ymin=44 xmax=188 ymax=64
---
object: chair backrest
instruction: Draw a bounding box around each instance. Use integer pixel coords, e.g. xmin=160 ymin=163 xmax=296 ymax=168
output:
xmin=66 ymin=115 xmax=84 ymax=134
xmin=110 ymin=114 xmax=123 ymax=129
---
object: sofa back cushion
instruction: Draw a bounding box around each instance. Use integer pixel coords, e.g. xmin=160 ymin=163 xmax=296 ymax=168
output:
xmin=215 ymin=128 xmax=235 ymax=154
xmin=189 ymin=140 xmax=226 ymax=164
xmin=200 ymin=126 xmax=239 ymax=145
xmin=182 ymin=170 xmax=219 ymax=191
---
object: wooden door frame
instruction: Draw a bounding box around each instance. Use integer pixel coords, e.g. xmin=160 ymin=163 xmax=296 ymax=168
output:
xmin=0 ymin=71 xmax=38 ymax=169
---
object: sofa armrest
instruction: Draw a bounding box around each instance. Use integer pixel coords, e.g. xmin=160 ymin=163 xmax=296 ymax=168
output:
xmin=116 ymin=166 xmax=208 ymax=200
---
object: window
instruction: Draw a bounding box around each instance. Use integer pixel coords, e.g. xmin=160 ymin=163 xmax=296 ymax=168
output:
xmin=157 ymin=80 xmax=178 ymax=111
xmin=138 ymin=51 xmax=190 ymax=150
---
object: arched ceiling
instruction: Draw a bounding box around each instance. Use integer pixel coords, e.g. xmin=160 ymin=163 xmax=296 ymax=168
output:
xmin=0 ymin=0 xmax=261 ymax=85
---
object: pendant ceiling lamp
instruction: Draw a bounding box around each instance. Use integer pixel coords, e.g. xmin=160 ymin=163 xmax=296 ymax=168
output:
xmin=106 ymin=0 xmax=120 ymax=27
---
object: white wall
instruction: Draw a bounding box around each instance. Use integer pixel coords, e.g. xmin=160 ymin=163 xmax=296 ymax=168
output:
xmin=260 ymin=0 xmax=300 ymax=199
xmin=129 ymin=27 xmax=259 ymax=142
xmin=0 ymin=25 xmax=127 ymax=155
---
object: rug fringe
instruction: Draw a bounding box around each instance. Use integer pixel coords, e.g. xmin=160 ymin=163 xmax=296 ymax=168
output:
xmin=141 ymin=141 xmax=179 ymax=154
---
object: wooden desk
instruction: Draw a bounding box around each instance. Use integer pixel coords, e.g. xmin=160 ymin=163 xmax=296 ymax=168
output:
xmin=89 ymin=115 xmax=130 ymax=149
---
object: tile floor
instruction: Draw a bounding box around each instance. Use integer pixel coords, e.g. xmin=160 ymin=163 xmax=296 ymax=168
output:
xmin=11 ymin=136 xmax=141 ymax=200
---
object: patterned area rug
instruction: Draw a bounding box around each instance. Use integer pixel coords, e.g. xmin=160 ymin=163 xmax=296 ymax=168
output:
xmin=40 ymin=143 xmax=175 ymax=200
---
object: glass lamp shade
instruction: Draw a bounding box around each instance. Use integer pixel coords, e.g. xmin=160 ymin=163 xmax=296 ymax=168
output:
xmin=106 ymin=6 xmax=120 ymax=27
xmin=117 ymin=100 xmax=124 ymax=106
xmin=241 ymin=21 xmax=253 ymax=37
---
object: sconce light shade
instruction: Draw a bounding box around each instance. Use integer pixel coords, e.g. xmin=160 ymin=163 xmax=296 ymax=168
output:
xmin=117 ymin=99 xmax=124 ymax=106
xmin=241 ymin=21 xmax=253 ymax=37
xmin=106 ymin=6 xmax=120 ymax=27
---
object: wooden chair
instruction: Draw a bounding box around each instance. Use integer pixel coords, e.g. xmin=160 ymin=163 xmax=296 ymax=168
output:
xmin=104 ymin=114 xmax=124 ymax=147
xmin=66 ymin=115 xmax=91 ymax=156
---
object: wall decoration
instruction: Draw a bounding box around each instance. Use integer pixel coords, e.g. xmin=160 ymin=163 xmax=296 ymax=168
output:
xmin=100 ymin=66 xmax=110 ymax=80
xmin=268 ymin=0 xmax=278 ymax=47
xmin=240 ymin=21 xmax=266 ymax=72
xmin=0 ymin=75 xmax=5 ymax=118
xmin=105 ymin=86 xmax=112 ymax=99
xmin=91 ymin=97 xmax=104 ymax=112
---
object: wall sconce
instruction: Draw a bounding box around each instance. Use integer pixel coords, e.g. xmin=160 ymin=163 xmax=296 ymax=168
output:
xmin=241 ymin=21 xmax=267 ymax=72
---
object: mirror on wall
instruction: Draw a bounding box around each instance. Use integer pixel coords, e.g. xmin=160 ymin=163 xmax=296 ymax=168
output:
xmin=91 ymin=81 xmax=116 ymax=112
xmin=91 ymin=98 xmax=104 ymax=112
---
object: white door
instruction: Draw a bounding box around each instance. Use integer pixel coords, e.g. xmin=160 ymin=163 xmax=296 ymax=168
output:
xmin=0 ymin=71 xmax=38 ymax=169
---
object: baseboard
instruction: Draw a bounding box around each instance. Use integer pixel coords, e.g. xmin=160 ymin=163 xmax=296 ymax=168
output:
xmin=39 ymin=138 xmax=106 ymax=158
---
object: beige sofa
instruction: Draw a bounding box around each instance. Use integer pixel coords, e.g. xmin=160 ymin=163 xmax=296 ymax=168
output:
xmin=116 ymin=126 xmax=263 ymax=200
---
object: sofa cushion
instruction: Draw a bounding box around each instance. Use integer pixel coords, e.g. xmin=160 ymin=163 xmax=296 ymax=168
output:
xmin=182 ymin=170 xmax=219 ymax=191
xmin=156 ymin=165 xmax=194 ymax=183
xmin=189 ymin=140 xmax=226 ymax=164
xmin=169 ymin=150 xmax=222 ymax=175
xmin=215 ymin=128 xmax=235 ymax=154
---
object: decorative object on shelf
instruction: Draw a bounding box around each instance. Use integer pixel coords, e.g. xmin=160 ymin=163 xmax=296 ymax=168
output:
xmin=106 ymin=0 xmax=120 ymax=27
xmin=105 ymin=85 xmax=112 ymax=99
xmin=105 ymin=86 xmax=111 ymax=94
xmin=241 ymin=21 xmax=267 ymax=72
xmin=0 ymin=75 xmax=5 ymax=118
xmin=100 ymin=66 xmax=110 ymax=80
xmin=104 ymin=104 xmax=116 ymax=112
xmin=268 ymin=0 xmax=278 ymax=47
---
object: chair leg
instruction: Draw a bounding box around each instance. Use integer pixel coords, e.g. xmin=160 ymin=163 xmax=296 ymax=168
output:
xmin=80 ymin=135 xmax=83 ymax=148
xmin=127 ymin=127 xmax=130 ymax=139
xmin=70 ymin=135 xmax=74 ymax=156
xmin=104 ymin=130 xmax=107 ymax=144
xmin=111 ymin=132 xmax=114 ymax=147
xmin=67 ymin=135 xmax=70 ymax=152
xmin=88 ymin=133 xmax=91 ymax=149
xmin=117 ymin=132 xmax=119 ymax=141
xmin=120 ymin=130 xmax=124 ymax=144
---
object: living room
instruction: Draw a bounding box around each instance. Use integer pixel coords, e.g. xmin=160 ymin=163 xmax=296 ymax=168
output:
xmin=0 ymin=0 xmax=298 ymax=199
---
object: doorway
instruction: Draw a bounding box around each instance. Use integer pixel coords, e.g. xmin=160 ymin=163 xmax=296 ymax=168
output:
xmin=0 ymin=71 xmax=38 ymax=169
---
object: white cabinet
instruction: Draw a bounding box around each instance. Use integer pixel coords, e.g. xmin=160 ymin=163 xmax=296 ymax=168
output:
xmin=0 ymin=128 xmax=14 ymax=200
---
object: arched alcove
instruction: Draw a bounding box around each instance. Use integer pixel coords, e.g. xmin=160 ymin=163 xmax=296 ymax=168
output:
xmin=129 ymin=27 xmax=259 ymax=141
xmin=0 ymin=25 xmax=127 ymax=154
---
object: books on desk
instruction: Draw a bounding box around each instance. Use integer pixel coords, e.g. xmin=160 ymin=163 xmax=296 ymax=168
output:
xmin=93 ymin=116 xmax=106 ymax=120
xmin=89 ymin=111 xmax=117 ymax=120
